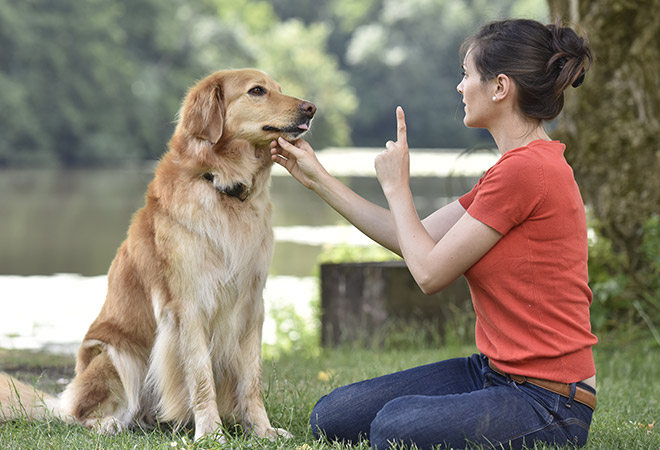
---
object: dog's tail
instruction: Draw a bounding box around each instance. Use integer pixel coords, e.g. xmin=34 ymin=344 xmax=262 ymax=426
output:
xmin=0 ymin=372 xmax=62 ymax=422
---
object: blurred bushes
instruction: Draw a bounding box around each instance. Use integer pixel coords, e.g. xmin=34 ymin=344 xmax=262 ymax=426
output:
xmin=0 ymin=0 xmax=549 ymax=166
xmin=0 ymin=0 xmax=357 ymax=166
xmin=589 ymin=215 xmax=660 ymax=341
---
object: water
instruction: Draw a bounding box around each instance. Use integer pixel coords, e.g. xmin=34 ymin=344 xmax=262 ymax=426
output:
xmin=0 ymin=273 xmax=318 ymax=352
xmin=0 ymin=148 xmax=497 ymax=351
xmin=0 ymin=148 xmax=496 ymax=277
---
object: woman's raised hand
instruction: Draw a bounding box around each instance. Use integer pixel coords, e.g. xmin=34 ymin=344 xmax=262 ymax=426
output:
xmin=375 ymin=106 xmax=411 ymax=195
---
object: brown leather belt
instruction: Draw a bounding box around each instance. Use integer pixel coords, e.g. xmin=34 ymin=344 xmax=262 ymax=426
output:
xmin=488 ymin=361 xmax=597 ymax=411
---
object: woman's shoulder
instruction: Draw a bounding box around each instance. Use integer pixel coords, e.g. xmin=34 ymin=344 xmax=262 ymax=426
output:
xmin=490 ymin=144 xmax=542 ymax=175
xmin=477 ymin=143 xmax=550 ymax=207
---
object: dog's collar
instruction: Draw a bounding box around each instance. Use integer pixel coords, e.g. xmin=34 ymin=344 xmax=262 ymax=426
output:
xmin=203 ymin=173 xmax=251 ymax=201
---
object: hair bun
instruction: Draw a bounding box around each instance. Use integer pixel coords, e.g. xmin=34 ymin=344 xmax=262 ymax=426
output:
xmin=547 ymin=21 xmax=593 ymax=93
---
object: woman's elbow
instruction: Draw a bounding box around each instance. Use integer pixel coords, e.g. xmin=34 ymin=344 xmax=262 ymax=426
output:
xmin=415 ymin=273 xmax=451 ymax=296
xmin=418 ymin=283 xmax=444 ymax=296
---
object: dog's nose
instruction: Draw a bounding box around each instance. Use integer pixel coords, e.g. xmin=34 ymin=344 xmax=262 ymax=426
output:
xmin=300 ymin=101 xmax=317 ymax=118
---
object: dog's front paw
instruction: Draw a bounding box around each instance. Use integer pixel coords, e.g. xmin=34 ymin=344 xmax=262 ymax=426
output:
xmin=256 ymin=426 xmax=293 ymax=441
xmin=84 ymin=416 xmax=127 ymax=435
xmin=193 ymin=414 xmax=226 ymax=442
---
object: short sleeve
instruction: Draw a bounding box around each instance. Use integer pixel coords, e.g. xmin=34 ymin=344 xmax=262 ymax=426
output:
xmin=458 ymin=180 xmax=478 ymax=210
xmin=461 ymin=151 xmax=546 ymax=235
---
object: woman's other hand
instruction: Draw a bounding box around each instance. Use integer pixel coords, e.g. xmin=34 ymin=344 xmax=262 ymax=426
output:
xmin=270 ymin=137 xmax=328 ymax=190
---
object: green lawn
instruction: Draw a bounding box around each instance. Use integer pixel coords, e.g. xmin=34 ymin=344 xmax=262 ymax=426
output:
xmin=0 ymin=330 xmax=658 ymax=449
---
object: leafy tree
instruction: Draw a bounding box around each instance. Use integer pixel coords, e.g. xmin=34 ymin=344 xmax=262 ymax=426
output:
xmin=268 ymin=0 xmax=548 ymax=148
xmin=0 ymin=0 xmax=357 ymax=166
xmin=0 ymin=0 xmax=193 ymax=165
xmin=341 ymin=0 xmax=549 ymax=148
xmin=210 ymin=0 xmax=358 ymax=147
xmin=269 ymin=0 xmax=384 ymax=68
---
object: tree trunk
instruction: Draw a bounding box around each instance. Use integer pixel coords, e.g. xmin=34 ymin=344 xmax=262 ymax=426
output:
xmin=547 ymin=0 xmax=660 ymax=299
xmin=320 ymin=261 xmax=472 ymax=347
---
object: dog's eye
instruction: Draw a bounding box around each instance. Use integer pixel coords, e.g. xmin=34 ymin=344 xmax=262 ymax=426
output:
xmin=248 ymin=86 xmax=267 ymax=96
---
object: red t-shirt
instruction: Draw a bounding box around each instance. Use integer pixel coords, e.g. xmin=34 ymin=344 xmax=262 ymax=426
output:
xmin=459 ymin=140 xmax=597 ymax=383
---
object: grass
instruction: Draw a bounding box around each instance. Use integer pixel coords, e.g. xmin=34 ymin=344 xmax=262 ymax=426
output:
xmin=0 ymin=330 xmax=658 ymax=449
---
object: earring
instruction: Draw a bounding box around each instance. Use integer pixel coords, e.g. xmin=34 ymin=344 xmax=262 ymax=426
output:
xmin=492 ymin=96 xmax=497 ymax=102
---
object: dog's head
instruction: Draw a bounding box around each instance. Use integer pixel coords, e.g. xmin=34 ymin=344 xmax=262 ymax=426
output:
xmin=177 ymin=69 xmax=316 ymax=147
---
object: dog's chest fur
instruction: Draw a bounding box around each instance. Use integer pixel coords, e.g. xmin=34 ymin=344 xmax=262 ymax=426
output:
xmin=138 ymin=153 xmax=274 ymax=320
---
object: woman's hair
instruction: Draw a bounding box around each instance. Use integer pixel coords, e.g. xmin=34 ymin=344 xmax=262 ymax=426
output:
xmin=461 ymin=18 xmax=593 ymax=121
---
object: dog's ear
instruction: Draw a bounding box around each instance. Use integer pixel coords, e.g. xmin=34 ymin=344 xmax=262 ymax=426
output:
xmin=181 ymin=80 xmax=225 ymax=144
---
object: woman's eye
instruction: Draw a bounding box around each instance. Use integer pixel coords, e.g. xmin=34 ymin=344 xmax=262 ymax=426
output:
xmin=248 ymin=86 xmax=266 ymax=96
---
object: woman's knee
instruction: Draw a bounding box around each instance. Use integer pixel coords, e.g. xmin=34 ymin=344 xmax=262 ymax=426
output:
xmin=370 ymin=395 xmax=458 ymax=450
xmin=309 ymin=385 xmax=375 ymax=443
xmin=369 ymin=397 xmax=421 ymax=449
xmin=309 ymin=388 xmax=354 ymax=440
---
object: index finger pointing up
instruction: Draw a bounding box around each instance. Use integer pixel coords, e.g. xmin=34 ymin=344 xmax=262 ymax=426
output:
xmin=396 ymin=106 xmax=407 ymax=145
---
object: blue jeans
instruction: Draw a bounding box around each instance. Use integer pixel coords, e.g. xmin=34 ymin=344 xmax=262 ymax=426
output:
xmin=310 ymin=354 xmax=595 ymax=449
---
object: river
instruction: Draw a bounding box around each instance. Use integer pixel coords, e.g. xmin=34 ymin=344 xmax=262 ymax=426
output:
xmin=0 ymin=147 xmax=497 ymax=351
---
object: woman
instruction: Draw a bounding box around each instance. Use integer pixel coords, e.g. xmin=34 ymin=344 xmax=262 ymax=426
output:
xmin=271 ymin=18 xmax=596 ymax=449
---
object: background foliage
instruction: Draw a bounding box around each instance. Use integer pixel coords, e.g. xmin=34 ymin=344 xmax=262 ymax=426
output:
xmin=0 ymin=0 xmax=547 ymax=166
xmin=0 ymin=0 xmax=358 ymax=165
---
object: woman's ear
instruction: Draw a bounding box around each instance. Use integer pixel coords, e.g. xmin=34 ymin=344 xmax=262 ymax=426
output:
xmin=180 ymin=81 xmax=225 ymax=144
xmin=492 ymin=73 xmax=512 ymax=102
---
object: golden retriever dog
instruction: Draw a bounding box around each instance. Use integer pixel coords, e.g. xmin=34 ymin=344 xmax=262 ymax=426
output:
xmin=0 ymin=69 xmax=315 ymax=442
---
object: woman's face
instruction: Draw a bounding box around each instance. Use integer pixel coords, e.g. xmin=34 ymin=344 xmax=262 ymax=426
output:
xmin=456 ymin=49 xmax=496 ymax=129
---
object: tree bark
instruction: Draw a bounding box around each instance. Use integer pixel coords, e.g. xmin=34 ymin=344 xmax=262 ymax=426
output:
xmin=548 ymin=0 xmax=660 ymax=294
xmin=320 ymin=261 xmax=472 ymax=347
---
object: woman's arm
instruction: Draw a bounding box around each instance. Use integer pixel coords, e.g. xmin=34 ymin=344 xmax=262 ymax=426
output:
xmin=271 ymin=137 xmax=468 ymax=256
xmin=387 ymin=188 xmax=501 ymax=294
xmin=421 ymin=199 xmax=467 ymax=242
xmin=271 ymin=137 xmax=402 ymax=253
xmin=375 ymin=107 xmax=502 ymax=294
